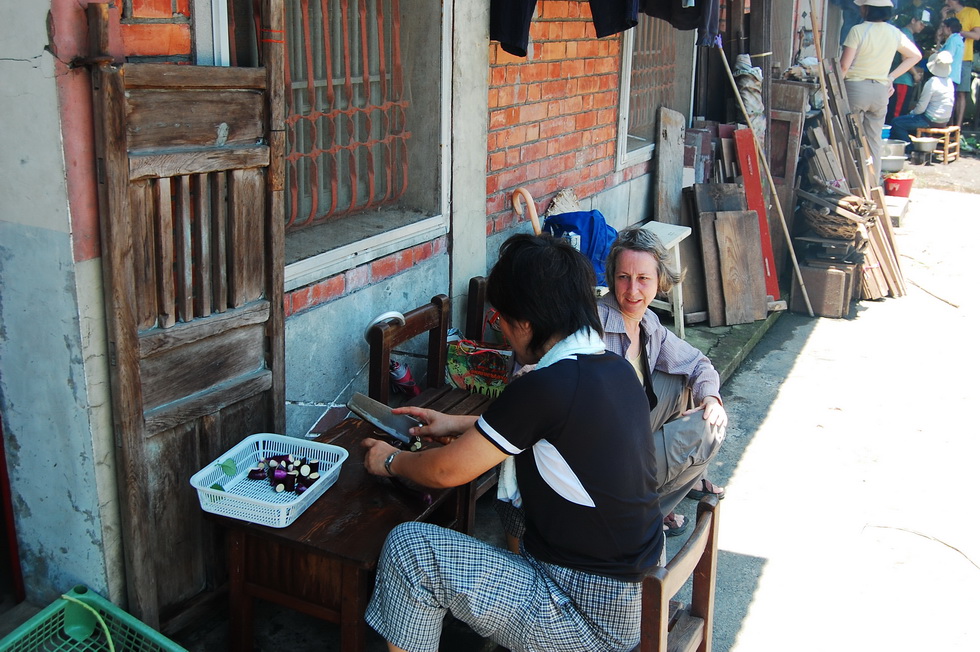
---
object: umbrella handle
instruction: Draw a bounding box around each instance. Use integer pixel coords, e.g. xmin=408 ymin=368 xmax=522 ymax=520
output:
xmin=511 ymin=187 xmax=542 ymax=235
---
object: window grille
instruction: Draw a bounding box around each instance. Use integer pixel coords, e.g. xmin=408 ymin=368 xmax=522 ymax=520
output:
xmin=284 ymin=0 xmax=411 ymax=230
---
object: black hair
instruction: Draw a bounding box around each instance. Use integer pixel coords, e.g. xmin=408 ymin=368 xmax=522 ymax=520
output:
xmin=486 ymin=233 xmax=602 ymax=357
xmin=864 ymin=5 xmax=894 ymax=22
xmin=944 ymin=17 xmax=963 ymax=33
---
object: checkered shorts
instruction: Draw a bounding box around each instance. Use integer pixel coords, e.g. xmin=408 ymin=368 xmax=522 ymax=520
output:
xmin=365 ymin=522 xmax=642 ymax=652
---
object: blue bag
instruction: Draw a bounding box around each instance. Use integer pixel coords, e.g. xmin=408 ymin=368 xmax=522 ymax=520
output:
xmin=543 ymin=210 xmax=618 ymax=286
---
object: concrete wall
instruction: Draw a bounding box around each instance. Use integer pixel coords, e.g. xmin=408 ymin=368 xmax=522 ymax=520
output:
xmin=284 ymin=254 xmax=451 ymax=436
xmin=0 ymin=1 xmax=120 ymax=604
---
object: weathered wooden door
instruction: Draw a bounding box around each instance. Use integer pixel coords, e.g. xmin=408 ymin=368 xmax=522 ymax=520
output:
xmin=87 ymin=2 xmax=285 ymax=628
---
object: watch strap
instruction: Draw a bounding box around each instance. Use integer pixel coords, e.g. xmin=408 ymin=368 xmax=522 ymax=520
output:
xmin=384 ymin=450 xmax=401 ymax=477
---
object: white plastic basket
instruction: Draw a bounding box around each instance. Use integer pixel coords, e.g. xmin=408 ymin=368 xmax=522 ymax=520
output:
xmin=190 ymin=433 xmax=348 ymax=528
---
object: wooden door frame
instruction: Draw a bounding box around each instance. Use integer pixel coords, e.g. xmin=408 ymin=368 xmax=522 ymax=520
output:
xmin=86 ymin=0 xmax=284 ymax=626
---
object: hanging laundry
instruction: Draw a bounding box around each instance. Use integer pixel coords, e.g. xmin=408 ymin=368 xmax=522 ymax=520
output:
xmin=490 ymin=0 xmax=640 ymax=58
xmin=733 ymin=54 xmax=767 ymax=143
xmin=640 ymin=0 xmax=721 ymax=46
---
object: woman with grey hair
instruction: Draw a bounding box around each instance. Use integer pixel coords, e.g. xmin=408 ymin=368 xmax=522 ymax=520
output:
xmin=599 ymin=226 xmax=728 ymax=535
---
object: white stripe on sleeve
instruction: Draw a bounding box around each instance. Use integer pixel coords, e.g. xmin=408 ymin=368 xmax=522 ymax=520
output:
xmin=477 ymin=415 xmax=524 ymax=455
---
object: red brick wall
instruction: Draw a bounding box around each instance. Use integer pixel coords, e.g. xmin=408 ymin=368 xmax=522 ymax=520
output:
xmin=284 ymin=237 xmax=448 ymax=317
xmin=486 ymin=1 xmax=653 ymax=234
xmin=121 ymin=0 xmax=192 ymax=60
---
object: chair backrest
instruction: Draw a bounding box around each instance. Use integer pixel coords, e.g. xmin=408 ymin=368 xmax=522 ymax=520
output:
xmin=366 ymin=294 xmax=450 ymax=405
xmin=637 ymin=495 xmax=719 ymax=652
xmin=464 ymin=276 xmax=488 ymax=341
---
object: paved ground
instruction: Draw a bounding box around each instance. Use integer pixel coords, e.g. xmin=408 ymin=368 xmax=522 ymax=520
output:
xmin=899 ymin=139 xmax=980 ymax=194
xmin=681 ymin=180 xmax=979 ymax=650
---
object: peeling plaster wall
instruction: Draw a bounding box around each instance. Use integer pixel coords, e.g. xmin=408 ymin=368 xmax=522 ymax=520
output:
xmin=0 ymin=2 xmax=119 ymax=604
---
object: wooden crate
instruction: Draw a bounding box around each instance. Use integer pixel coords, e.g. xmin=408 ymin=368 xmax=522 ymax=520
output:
xmin=791 ymin=264 xmax=850 ymax=318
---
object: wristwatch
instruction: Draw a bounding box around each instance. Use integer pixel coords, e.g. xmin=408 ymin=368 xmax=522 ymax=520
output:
xmin=384 ymin=450 xmax=401 ymax=477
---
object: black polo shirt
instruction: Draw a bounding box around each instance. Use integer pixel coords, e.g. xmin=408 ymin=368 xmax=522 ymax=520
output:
xmin=476 ymin=351 xmax=663 ymax=581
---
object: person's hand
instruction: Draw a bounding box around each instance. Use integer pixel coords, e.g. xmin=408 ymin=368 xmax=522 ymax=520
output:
xmin=683 ymin=396 xmax=728 ymax=429
xmin=391 ymin=406 xmax=475 ymax=445
xmin=362 ymin=437 xmax=400 ymax=477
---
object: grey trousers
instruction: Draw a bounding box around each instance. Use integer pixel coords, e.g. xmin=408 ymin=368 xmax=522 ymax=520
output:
xmin=649 ymin=372 xmax=726 ymax=515
xmin=844 ymin=78 xmax=890 ymax=180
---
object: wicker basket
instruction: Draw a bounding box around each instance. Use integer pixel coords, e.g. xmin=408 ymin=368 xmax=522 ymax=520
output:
xmin=801 ymin=201 xmax=868 ymax=240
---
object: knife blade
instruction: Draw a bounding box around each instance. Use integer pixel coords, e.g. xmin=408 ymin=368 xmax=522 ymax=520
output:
xmin=347 ymin=392 xmax=421 ymax=444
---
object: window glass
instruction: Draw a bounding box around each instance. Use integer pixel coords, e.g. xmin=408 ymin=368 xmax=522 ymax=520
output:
xmin=617 ymin=16 xmax=694 ymax=168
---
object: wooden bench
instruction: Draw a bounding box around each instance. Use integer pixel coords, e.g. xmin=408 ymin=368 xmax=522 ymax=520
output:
xmin=366 ymin=294 xmax=450 ymax=406
xmin=915 ymin=126 xmax=960 ymax=164
xmin=635 ymin=495 xmax=720 ymax=652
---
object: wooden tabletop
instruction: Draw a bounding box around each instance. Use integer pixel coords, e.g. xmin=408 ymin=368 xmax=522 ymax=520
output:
xmin=214 ymin=385 xmax=493 ymax=567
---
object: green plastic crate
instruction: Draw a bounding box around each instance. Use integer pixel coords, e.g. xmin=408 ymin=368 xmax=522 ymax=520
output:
xmin=0 ymin=585 xmax=186 ymax=652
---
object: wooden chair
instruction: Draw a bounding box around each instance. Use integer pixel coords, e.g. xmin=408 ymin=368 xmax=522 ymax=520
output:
xmin=635 ymin=495 xmax=720 ymax=652
xmin=465 ymin=276 xmax=489 ymax=342
xmin=366 ymin=294 xmax=450 ymax=406
xmin=365 ymin=280 xmax=498 ymax=534
xmin=458 ymin=276 xmax=501 ymax=532
xmin=915 ymin=125 xmax=960 ymax=164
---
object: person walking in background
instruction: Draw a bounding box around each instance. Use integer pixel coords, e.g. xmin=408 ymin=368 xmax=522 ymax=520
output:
xmin=889 ymin=50 xmax=957 ymax=144
xmin=890 ymin=9 xmax=929 ymax=120
xmin=941 ymin=0 xmax=980 ymax=128
xmin=841 ymin=0 xmax=921 ymax=180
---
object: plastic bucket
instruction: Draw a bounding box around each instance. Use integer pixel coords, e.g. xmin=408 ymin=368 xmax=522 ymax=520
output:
xmin=882 ymin=124 xmax=892 ymax=139
xmin=884 ymin=176 xmax=914 ymax=197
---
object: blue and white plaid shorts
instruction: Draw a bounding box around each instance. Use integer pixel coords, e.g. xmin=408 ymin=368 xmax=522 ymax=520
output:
xmin=365 ymin=522 xmax=642 ymax=652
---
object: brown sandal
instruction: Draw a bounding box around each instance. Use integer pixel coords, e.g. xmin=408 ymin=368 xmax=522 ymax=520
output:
xmin=687 ymin=478 xmax=726 ymax=500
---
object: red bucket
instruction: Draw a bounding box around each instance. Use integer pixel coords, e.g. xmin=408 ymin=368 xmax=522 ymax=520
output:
xmin=884 ymin=176 xmax=914 ymax=198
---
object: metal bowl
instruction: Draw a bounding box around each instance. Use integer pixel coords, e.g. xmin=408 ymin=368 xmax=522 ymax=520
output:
xmin=909 ymin=136 xmax=940 ymax=153
xmin=880 ymin=155 xmax=907 ymax=173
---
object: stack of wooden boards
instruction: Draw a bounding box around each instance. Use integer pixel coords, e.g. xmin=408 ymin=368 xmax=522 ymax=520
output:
xmin=688 ymin=181 xmax=771 ymax=327
xmin=793 ymin=58 xmax=906 ymax=314
xmin=655 ymin=106 xmax=794 ymax=328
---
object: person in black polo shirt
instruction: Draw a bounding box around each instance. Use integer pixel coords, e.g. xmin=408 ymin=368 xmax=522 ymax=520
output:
xmin=362 ymin=234 xmax=663 ymax=652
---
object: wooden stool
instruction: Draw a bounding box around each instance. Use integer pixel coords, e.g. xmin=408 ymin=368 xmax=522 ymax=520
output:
xmin=638 ymin=220 xmax=692 ymax=339
xmin=915 ymin=125 xmax=960 ymax=163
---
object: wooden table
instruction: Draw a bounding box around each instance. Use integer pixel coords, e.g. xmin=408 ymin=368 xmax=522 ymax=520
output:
xmin=219 ymin=386 xmax=493 ymax=652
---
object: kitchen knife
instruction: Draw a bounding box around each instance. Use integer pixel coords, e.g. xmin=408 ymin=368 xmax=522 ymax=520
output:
xmin=347 ymin=392 xmax=421 ymax=445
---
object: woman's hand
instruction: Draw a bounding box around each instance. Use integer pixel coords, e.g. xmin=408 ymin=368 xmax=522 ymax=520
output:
xmin=391 ymin=406 xmax=478 ymax=445
xmin=362 ymin=437 xmax=400 ymax=477
xmin=683 ymin=396 xmax=728 ymax=429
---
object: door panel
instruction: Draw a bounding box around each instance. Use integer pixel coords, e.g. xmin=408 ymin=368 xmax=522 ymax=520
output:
xmin=87 ymin=1 xmax=284 ymax=627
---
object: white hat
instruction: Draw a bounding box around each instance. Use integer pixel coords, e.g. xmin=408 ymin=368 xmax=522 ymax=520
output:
xmin=854 ymin=0 xmax=894 ymax=7
xmin=927 ymin=50 xmax=954 ymax=78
